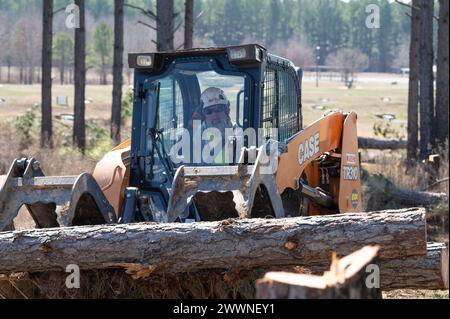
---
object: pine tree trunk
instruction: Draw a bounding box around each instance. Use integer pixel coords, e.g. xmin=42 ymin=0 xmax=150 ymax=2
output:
xmin=436 ymin=0 xmax=449 ymax=146
xmin=19 ymin=65 xmax=23 ymax=84
xmin=184 ymin=0 xmax=194 ymax=49
xmin=419 ymin=0 xmax=435 ymax=159
xmin=7 ymin=62 xmax=11 ymax=83
xmin=60 ymin=56 xmax=65 ymax=85
xmin=101 ymin=57 xmax=107 ymax=85
xmin=41 ymin=0 xmax=53 ymax=148
xmin=111 ymin=0 xmax=124 ymax=145
xmin=0 ymin=210 xmax=426 ymax=274
xmin=74 ymin=0 xmax=86 ymax=153
xmin=156 ymin=0 xmax=174 ymax=51
xmin=407 ymin=0 xmax=420 ymax=164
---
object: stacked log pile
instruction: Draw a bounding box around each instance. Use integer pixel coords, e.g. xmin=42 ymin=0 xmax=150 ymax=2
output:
xmin=0 ymin=207 xmax=447 ymax=294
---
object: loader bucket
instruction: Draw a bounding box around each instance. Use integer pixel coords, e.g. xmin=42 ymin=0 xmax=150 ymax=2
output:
xmin=166 ymin=144 xmax=286 ymax=222
xmin=0 ymin=158 xmax=116 ymax=231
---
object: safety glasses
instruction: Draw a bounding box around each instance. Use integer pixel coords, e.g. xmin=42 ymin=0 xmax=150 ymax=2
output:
xmin=204 ymin=105 xmax=226 ymax=115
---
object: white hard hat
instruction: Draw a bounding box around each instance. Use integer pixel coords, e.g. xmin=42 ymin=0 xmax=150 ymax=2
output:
xmin=200 ymin=87 xmax=229 ymax=109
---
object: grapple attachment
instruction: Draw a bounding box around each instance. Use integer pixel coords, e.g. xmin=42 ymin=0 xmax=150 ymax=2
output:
xmin=165 ymin=144 xmax=285 ymax=222
xmin=0 ymin=158 xmax=116 ymax=231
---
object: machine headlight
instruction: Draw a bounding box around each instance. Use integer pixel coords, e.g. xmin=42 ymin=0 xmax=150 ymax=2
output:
xmin=227 ymin=45 xmax=263 ymax=66
xmin=229 ymin=47 xmax=248 ymax=60
xmin=128 ymin=53 xmax=161 ymax=70
xmin=136 ymin=55 xmax=153 ymax=67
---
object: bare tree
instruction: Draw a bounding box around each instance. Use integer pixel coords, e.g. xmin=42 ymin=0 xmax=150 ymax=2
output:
xmin=157 ymin=0 xmax=175 ymax=51
xmin=111 ymin=0 xmax=124 ymax=145
xmin=184 ymin=0 xmax=194 ymax=49
xmin=11 ymin=14 xmax=41 ymax=85
xmin=435 ymin=0 xmax=449 ymax=146
xmin=53 ymin=32 xmax=74 ymax=85
xmin=270 ymin=38 xmax=315 ymax=68
xmin=407 ymin=0 xmax=420 ymax=164
xmin=41 ymin=0 xmax=53 ymax=148
xmin=126 ymin=1 xmax=181 ymax=52
xmin=418 ymin=0 xmax=435 ymax=159
xmin=0 ymin=12 xmax=6 ymax=83
xmin=325 ymin=48 xmax=369 ymax=83
xmin=74 ymin=0 xmax=86 ymax=152
xmin=391 ymin=36 xmax=410 ymax=70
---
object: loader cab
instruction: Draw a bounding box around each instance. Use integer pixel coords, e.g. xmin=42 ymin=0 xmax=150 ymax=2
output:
xmin=127 ymin=45 xmax=302 ymax=221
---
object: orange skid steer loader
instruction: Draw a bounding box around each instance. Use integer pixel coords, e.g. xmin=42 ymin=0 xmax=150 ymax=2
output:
xmin=0 ymin=44 xmax=362 ymax=230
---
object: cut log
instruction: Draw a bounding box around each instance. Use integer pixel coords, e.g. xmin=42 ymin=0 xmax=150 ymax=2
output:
xmin=0 ymin=209 xmax=426 ymax=274
xmin=381 ymin=242 xmax=449 ymax=290
xmin=358 ymin=137 xmax=407 ymax=150
xmin=306 ymin=242 xmax=448 ymax=290
xmin=363 ymin=174 xmax=448 ymax=210
xmin=255 ymin=246 xmax=382 ymax=299
xmin=389 ymin=188 xmax=447 ymax=207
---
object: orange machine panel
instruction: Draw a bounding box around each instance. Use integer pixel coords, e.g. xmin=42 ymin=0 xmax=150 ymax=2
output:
xmin=93 ymin=139 xmax=131 ymax=218
xmin=338 ymin=112 xmax=362 ymax=212
xmin=276 ymin=111 xmax=344 ymax=194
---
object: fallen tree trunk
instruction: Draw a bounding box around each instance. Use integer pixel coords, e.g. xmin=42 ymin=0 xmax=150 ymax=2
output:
xmin=358 ymin=137 xmax=407 ymax=150
xmin=389 ymin=188 xmax=448 ymax=207
xmin=256 ymin=246 xmax=382 ymax=299
xmin=0 ymin=209 xmax=426 ymax=274
xmin=363 ymin=174 xmax=448 ymax=210
xmin=307 ymin=242 xmax=448 ymax=290
xmin=381 ymin=242 xmax=449 ymax=290
xmin=1 ymin=243 xmax=445 ymax=298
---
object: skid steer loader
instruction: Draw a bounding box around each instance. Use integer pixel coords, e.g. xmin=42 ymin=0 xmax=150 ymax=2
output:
xmin=0 ymin=44 xmax=362 ymax=231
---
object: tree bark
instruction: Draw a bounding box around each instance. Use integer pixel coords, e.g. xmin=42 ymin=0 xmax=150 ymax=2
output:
xmin=381 ymin=242 xmax=448 ymax=290
xmin=60 ymin=55 xmax=65 ymax=85
xmin=387 ymin=188 xmax=447 ymax=207
xmin=184 ymin=0 xmax=194 ymax=49
xmin=358 ymin=137 xmax=407 ymax=150
xmin=0 ymin=209 xmax=426 ymax=274
xmin=7 ymin=62 xmax=11 ymax=83
xmin=306 ymin=242 xmax=448 ymax=291
xmin=101 ymin=57 xmax=107 ymax=85
xmin=255 ymin=246 xmax=382 ymax=299
xmin=74 ymin=0 xmax=86 ymax=153
xmin=418 ymin=0 xmax=435 ymax=159
xmin=407 ymin=0 xmax=420 ymax=164
xmin=364 ymin=173 xmax=448 ymax=211
xmin=111 ymin=0 xmax=124 ymax=145
xmin=157 ymin=0 xmax=174 ymax=51
xmin=1 ymin=243 xmax=444 ymax=298
xmin=436 ymin=0 xmax=449 ymax=146
xmin=41 ymin=0 xmax=53 ymax=148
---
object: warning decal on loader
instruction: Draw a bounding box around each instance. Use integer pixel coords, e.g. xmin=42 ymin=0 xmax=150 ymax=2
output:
xmin=346 ymin=153 xmax=357 ymax=165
